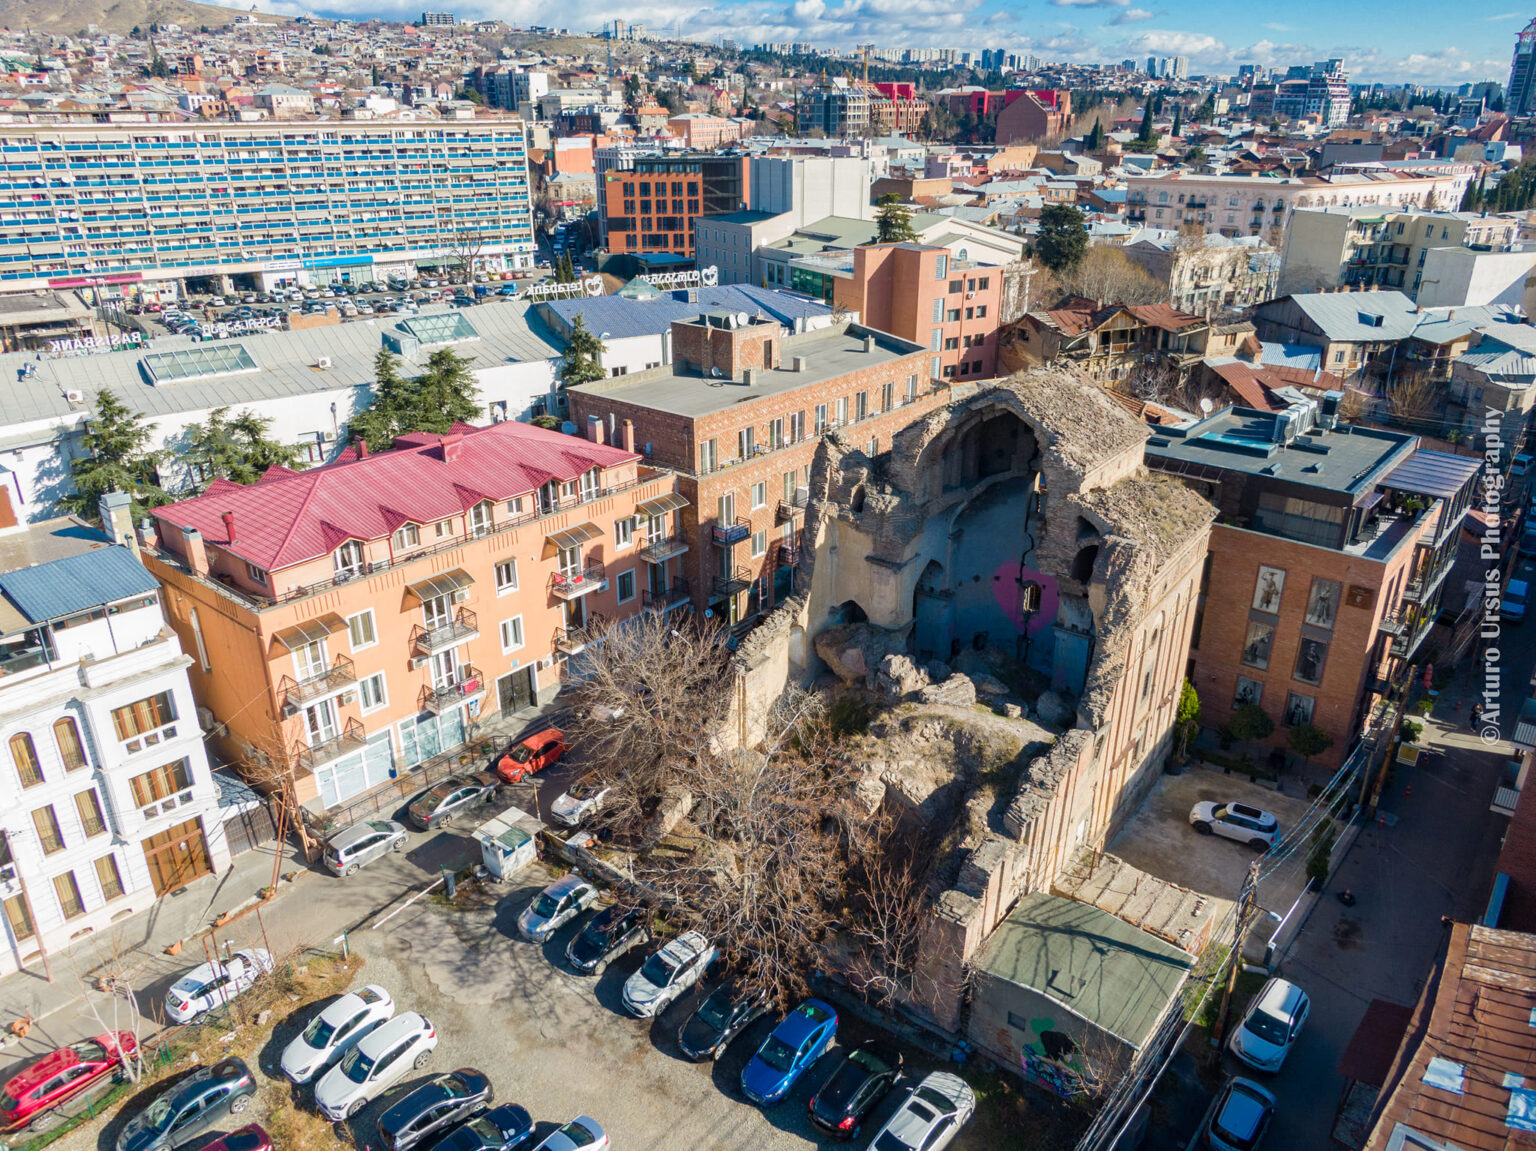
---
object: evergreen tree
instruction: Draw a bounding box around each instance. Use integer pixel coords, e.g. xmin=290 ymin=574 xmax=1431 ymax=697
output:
xmin=184 ymin=408 xmax=303 ymax=488
xmin=1085 ymin=118 xmax=1103 ymax=152
xmin=63 ymin=390 xmax=166 ymax=516
xmin=1136 ymin=101 xmax=1154 ymax=144
xmin=1171 ymin=104 xmax=1181 ymax=138
xmin=874 ymin=193 xmax=919 ymax=244
xmin=1033 ymin=203 xmax=1089 ymax=272
xmin=558 ymin=316 xmax=607 ymax=392
xmin=553 ymin=253 xmax=578 ymax=283
xmin=350 ymin=349 xmax=480 ymax=451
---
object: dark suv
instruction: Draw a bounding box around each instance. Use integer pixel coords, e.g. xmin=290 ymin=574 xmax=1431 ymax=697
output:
xmin=379 ymin=1070 xmax=493 ymax=1151
xmin=115 ymin=1059 xmax=256 ymax=1151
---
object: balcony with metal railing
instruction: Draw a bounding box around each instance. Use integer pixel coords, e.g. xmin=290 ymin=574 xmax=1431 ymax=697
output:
xmin=418 ymin=665 xmax=483 ymax=714
xmin=291 ymin=716 xmax=367 ymax=773
xmin=550 ymin=562 xmax=607 ymax=599
xmin=643 ymin=577 xmax=692 ymax=610
xmin=712 ymin=518 xmax=752 ymax=547
xmin=554 ymin=625 xmax=603 ymax=656
xmin=638 ymin=534 xmax=690 ymax=564
xmin=410 ymin=608 xmax=479 ymax=660
xmin=1387 ymin=610 xmax=1434 ymax=660
xmin=713 ymin=566 xmax=753 ymax=598
xmin=278 ymin=654 xmax=358 ymax=714
xmin=778 ymin=539 xmax=800 ymax=567
xmin=777 ymin=491 xmax=808 ymax=522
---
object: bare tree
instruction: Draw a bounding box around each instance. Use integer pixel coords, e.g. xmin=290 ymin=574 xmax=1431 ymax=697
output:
xmin=841 ymin=825 xmax=936 ymax=1009
xmin=1058 ymin=246 xmax=1168 ymax=307
xmin=1385 ymin=370 xmax=1442 ymax=428
xmin=1175 ymin=221 xmax=1207 ymax=252
xmin=444 ymin=227 xmax=487 ymax=282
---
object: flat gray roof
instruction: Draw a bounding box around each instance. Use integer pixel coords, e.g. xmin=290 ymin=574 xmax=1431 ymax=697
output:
xmin=570 ymin=323 xmax=924 ymax=419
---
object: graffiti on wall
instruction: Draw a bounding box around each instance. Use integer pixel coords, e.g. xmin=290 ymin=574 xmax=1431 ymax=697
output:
xmin=1015 ymin=1017 xmax=1091 ymax=1100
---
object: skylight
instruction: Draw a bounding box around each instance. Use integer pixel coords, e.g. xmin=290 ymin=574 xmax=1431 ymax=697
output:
xmin=142 ymin=343 xmax=259 ymax=384
xmin=400 ymin=312 xmax=479 ymax=346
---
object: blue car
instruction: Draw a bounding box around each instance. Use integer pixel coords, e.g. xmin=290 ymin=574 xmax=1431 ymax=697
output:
xmin=740 ymin=999 xmax=838 ymax=1106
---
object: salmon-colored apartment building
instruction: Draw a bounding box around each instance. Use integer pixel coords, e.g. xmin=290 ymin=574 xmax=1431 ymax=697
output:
xmin=143 ymin=421 xmax=687 ymax=811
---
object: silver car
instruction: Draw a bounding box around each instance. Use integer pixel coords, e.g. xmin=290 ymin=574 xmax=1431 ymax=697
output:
xmin=861 ymin=1072 xmax=975 ymax=1151
xmin=324 ymin=819 xmax=408 ymax=876
xmin=517 ymin=875 xmax=599 ymax=942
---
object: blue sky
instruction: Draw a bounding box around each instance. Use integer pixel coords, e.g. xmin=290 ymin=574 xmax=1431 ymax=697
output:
xmin=261 ymin=0 xmax=1518 ymax=87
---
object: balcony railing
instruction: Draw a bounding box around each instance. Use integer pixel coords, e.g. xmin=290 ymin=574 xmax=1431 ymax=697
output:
xmin=410 ymin=608 xmax=479 ymax=660
xmin=418 ymin=665 xmax=483 ymax=714
xmin=638 ymin=534 xmax=690 ymax=563
xmin=1389 ymin=612 xmax=1435 ymax=660
xmin=777 ymin=491 xmax=809 ymax=522
xmin=712 ymin=518 xmax=752 ymax=547
xmin=643 ymin=577 xmax=692 ymax=610
xmin=291 ymin=717 xmax=367 ymax=773
xmin=554 ymin=625 xmax=604 ymax=656
xmin=278 ymin=653 xmax=357 ymax=713
xmin=550 ymin=562 xmax=607 ymax=599
xmin=778 ymin=539 xmax=800 ymax=566
xmin=713 ymin=566 xmax=753 ymax=598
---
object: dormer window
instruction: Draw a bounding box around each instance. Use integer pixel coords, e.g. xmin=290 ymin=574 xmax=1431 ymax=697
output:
xmin=395 ymin=523 xmax=420 ymax=549
xmin=334 ymin=540 xmax=365 ymax=580
xmin=469 ymin=501 xmax=492 ymax=537
xmin=580 ymin=469 xmax=601 ymax=501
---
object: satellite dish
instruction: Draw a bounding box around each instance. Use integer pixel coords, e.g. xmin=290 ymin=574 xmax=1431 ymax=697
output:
xmin=1199 ymin=398 xmax=1214 ymax=414
xmin=736 ymin=311 xmax=749 ymax=327
xmin=711 ymin=367 xmax=723 ymax=378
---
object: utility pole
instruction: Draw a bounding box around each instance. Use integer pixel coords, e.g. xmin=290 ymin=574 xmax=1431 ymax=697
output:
xmin=1 ymin=830 xmax=52 ymax=983
xmin=1211 ymin=859 xmax=1260 ymax=1048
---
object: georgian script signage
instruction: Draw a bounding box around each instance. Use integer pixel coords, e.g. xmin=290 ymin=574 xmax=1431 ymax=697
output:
xmin=202 ymin=316 xmax=282 ymax=338
xmin=518 ymin=276 xmax=605 ymax=302
xmin=47 ymin=331 xmax=144 ymax=357
xmin=640 ymin=265 xmax=719 ymax=290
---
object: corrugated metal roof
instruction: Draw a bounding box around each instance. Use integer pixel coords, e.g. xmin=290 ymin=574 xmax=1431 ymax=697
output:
xmin=1383 ymin=449 xmax=1484 ymax=500
xmin=542 ymin=285 xmax=831 ymax=343
xmin=0 ymin=545 xmax=160 ymax=623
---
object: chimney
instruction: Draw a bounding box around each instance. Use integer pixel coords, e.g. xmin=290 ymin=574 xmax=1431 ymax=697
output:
xmin=793 ymin=355 xmax=809 ymax=372
xmin=621 ymin=419 xmax=636 ymax=453
xmin=586 ymin=415 xmax=607 ymax=444
xmin=742 ymin=367 xmax=758 ymax=386
xmin=221 ymin=510 xmax=237 ymax=544
xmin=99 ymin=491 xmax=139 ymax=559
xmin=441 ymin=431 xmax=463 ymax=463
xmin=181 ymin=526 xmax=208 ymax=577
xmin=355 ymin=434 xmax=369 ymax=459
xmin=863 ymin=334 xmax=876 ymax=352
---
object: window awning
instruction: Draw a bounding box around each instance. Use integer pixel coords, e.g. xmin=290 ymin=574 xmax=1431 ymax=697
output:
xmin=0 ymin=597 xmax=31 ymax=638
xmin=637 ymin=492 xmax=689 ymax=517
xmin=271 ymin=614 xmax=346 ymax=651
xmin=405 ymin=569 xmax=474 ymax=602
xmin=547 ymin=523 xmax=602 ymax=550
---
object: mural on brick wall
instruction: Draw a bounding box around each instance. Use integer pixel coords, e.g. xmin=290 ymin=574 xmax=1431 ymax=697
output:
xmin=1015 ymin=1017 xmax=1091 ymax=1099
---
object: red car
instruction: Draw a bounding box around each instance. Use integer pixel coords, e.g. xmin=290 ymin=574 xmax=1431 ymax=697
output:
xmin=184 ymin=1124 xmax=271 ymax=1151
xmin=494 ymin=728 xmax=567 ymax=784
xmin=0 ymin=1031 xmax=137 ymax=1132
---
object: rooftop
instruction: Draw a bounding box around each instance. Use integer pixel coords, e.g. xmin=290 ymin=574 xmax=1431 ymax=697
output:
xmin=568 ymin=322 xmax=925 ymax=420
xmin=539 ymin=284 xmax=830 ymax=343
xmin=973 ymin=892 xmax=1194 ymax=1049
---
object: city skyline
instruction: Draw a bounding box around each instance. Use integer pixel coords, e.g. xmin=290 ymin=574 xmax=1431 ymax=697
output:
xmin=225 ymin=0 xmax=1518 ymax=88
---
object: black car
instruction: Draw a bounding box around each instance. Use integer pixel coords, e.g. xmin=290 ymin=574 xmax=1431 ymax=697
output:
xmin=378 ymin=1069 xmax=493 ymax=1151
xmin=406 ymin=773 xmax=500 ymax=831
xmin=808 ymin=1040 xmax=904 ymax=1139
xmin=422 ymin=1104 xmax=532 ymax=1151
xmin=677 ymin=984 xmax=771 ymax=1062
xmin=565 ymin=905 xmax=648 ymax=975
xmin=115 ymin=1058 xmax=257 ymax=1151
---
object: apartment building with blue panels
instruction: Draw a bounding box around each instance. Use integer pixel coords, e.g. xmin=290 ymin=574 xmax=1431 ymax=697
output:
xmin=0 ymin=119 xmax=535 ymax=294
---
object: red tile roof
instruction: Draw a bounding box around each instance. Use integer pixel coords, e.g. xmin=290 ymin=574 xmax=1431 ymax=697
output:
xmin=1123 ymin=303 xmax=1206 ymax=332
xmin=153 ymin=421 xmax=638 ymax=573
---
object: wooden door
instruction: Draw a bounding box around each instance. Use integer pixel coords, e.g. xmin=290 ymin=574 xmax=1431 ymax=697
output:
xmin=141 ymin=818 xmax=213 ymax=896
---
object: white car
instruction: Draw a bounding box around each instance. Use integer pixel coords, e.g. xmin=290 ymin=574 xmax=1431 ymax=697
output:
xmin=1229 ymin=977 xmax=1310 ymax=1072
xmin=516 ymin=875 xmax=599 ymax=943
xmin=622 ymin=931 xmax=717 ymax=1018
xmin=549 ymin=775 xmax=611 ymax=827
xmin=1204 ymin=1076 xmax=1276 ymax=1151
xmin=314 ymin=1011 xmax=436 ymax=1121
xmin=530 ymin=1116 xmax=608 ymax=1151
xmin=280 ymin=984 xmax=395 ymax=1084
xmin=1188 ymin=802 xmax=1279 ymax=851
xmin=862 ymin=1072 xmax=975 ymax=1151
xmin=165 ymin=949 xmax=274 ymax=1024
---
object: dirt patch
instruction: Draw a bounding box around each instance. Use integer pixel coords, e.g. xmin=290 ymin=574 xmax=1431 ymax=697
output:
xmin=1333 ymin=916 xmax=1364 ymax=951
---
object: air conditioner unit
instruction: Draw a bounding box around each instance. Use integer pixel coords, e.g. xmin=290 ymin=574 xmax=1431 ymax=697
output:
xmin=339 ymin=690 xmax=357 ymax=705
xmin=966 ymin=292 xmax=975 ymax=300
xmin=452 ymin=587 xmax=471 ymax=603
xmin=65 ymin=389 xmax=84 ymax=404
xmin=316 ymin=356 xmax=332 ymax=369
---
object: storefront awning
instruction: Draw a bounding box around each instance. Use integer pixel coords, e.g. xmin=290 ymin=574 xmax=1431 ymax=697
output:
xmin=637 ymin=492 xmax=689 ymax=517
xmin=405 ymin=569 xmax=475 ymax=602
xmin=547 ymin=523 xmax=603 ymax=550
xmin=271 ymin=614 xmax=346 ymax=651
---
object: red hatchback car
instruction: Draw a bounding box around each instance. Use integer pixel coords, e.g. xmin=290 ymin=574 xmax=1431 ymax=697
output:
xmin=494 ymin=728 xmax=567 ymax=784
xmin=185 ymin=1124 xmax=271 ymax=1151
xmin=0 ymin=1032 xmax=137 ymax=1132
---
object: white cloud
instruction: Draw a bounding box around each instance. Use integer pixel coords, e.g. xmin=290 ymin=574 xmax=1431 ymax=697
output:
xmin=1048 ymin=0 xmax=1129 ymax=7
xmin=1110 ymin=8 xmax=1156 ymax=25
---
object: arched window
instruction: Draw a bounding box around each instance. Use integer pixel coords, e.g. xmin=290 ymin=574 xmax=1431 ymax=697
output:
xmin=53 ymin=718 xmax=86 ymax=772
xmin=10 ymin=733 xmax=41 ymax=788
xmin=333 ymin=540 xmax=365 ymax=580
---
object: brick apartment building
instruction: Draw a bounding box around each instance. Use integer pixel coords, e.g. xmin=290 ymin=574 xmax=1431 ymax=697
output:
xmin=142 ymin=421 xmax=686 ymax=811
xmin=995 ymin=89 xmax=1072 ymax=145
xmin=833 ymin=243 xmax=1002 ymax=382
xmin=602 ymin=153 xmax=749 ymax=260
xmin=1145 ymin=399 xmax=1480 ymax=766
xmin=569 ymin=314 xmax=947 ymax=633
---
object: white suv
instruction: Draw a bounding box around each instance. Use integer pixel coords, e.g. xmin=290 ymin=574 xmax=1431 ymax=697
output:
xmin=315 ymin=1011 xmax=436 ymax=1120
xmin=1229 ymin=977 xmax=1310 ymax=1072
xmin=280 ymin=984 xmax=395 ymax=1083
xmin=1189 ymin=801 xmax=1279 ymax=851
xmin=622 ymin=931 xmax=717 ymax=1018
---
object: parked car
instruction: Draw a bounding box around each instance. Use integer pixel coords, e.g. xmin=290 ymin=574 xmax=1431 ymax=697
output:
xmin=1188 ymin=802 xmax=1279 ymax=851
xmin=528 ymin=1117 xmax=607 ymax=1151
xmin=808 ymin=1040 xmax=903 ymax=1138
xmin=1204 ymin=1076 xmax=1275 ymax=1151
xmin=165 ymin=949 xmax=274 ymax=1024
xmin=315 ymin=1012 xmax=437 ymax=1121
xmin=677 ymin=983 xmax=769 ymax=1061
xmin=280 ymin=985 xmax=395 ymax=1084
xmin=493 ymin=729 xmax=566 ymax=784
xmin=0 ymin=1032 xmax=137 ymax=1133
xmin=324 ymin=820 xmax=408 ymax=876
xmin=406 ymin=772 xmax=500 ymax=831
xmin=549 ymin=774 xmax=610 ymax=827
xmin=622 ymin=931 xmax=718 ymax=1018
xmin=115 ymin=1058 xmax=256 ymax=1151
xmin=182 ymin=1123 xmax=270 ymax=1151
xmin=741 ymin=999 xmax=838 ymax=1106
xmin=517 ymin=874 xmax=600 ymax=943
xmin=424 ymin=1104 xmax=533 ymax=1151
xmin=379 ymin=1069 xmax=493 ymax=1151
xmin=859 ymin=1072 xmax=975 ymax=1151
xmin=566 ymin=904 xmax=648 ymax=975
xmin=1228 ymin=978 xmax=1310 ymax=1072
xmin=1503 ymin=578 xmax=1530 ymax=623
